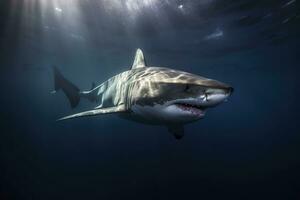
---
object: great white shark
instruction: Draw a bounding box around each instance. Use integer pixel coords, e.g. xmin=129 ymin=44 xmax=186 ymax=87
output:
xmin=53 ymin=49 xmax=233 ymax=139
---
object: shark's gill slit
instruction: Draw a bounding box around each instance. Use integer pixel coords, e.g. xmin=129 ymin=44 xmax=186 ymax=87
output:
xmin=184 ymin=84 xmax=190 ymax=92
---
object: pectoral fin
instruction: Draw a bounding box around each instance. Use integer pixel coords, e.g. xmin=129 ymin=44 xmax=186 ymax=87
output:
xmin=57 ymin=104 xmax=127 ymax=121
xmin=167 ymin=125 xmax=185 ymax=140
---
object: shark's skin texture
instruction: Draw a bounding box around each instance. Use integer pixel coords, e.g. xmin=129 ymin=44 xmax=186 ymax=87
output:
xmin=54 ymin=49 xmax=233 ymax=139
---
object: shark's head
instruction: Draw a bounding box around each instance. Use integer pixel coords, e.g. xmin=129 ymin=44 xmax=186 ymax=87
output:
xmin=131 ymin=67 xmax=233 ymax=124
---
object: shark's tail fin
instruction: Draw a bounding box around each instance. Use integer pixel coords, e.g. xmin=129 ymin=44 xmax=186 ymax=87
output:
xmin=53 ymin=66 xmax=80 ymax=108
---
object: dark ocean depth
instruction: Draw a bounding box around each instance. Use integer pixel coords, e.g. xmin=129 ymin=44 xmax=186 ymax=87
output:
xmin=0 ymin=0 xmax=300 ymax=199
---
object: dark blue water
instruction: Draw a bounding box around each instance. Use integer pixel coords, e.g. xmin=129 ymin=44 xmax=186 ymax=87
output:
xmin=0 ymin=0 xmax=300 ymax=199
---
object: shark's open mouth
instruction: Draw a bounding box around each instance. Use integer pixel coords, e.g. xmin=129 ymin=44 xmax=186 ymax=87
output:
xmin=174 ymin=103 xmax=206 ymax=116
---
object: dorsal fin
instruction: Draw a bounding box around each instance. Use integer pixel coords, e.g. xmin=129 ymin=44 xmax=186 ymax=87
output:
xmin=131 ymin=48 xmax=146 ymax=69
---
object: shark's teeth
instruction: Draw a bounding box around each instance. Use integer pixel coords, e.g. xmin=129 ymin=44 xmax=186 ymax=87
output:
xmin=174 ymin=103 xmax=204 ymax=109
xmin=174 ymin=103 xmax=206 ymax=116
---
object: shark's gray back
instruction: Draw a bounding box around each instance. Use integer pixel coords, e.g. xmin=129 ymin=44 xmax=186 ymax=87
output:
xmin=96 ymin=66 xmax=225 ymax=110
xmin=90 ymin=67 xmax=146 ymax=109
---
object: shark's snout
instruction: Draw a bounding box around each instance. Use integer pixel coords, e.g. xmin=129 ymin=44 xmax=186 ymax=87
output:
xmin=168 ymin=85 xmax=233 ymax=119
xmin=201 ymin=86 xmax=233 ymax=107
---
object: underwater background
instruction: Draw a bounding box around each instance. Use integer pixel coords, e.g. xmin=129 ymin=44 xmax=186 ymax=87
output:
xmin=0 ymin=0 xmax=300 ymax=199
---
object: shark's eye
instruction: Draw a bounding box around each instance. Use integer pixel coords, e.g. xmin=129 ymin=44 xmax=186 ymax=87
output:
xmin=204 ymin=90 xmax=213 ymax=100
